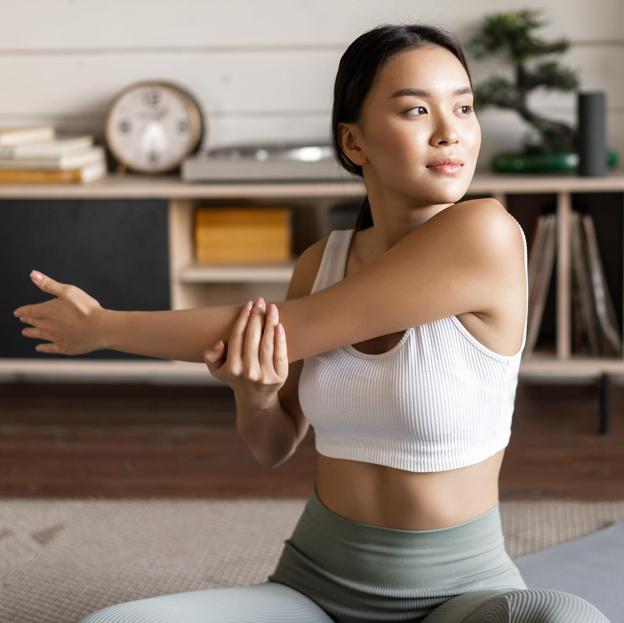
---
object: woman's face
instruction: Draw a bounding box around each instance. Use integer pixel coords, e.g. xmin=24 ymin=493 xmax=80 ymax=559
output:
xmin=342 ymin=44 xmax=481 ymax=205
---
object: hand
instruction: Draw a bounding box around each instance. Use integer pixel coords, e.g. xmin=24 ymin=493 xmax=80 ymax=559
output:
xmin=13 ymin=270 xmax=106 ymax=355
xmin=203 ymin=296 xmax=288 ymax=409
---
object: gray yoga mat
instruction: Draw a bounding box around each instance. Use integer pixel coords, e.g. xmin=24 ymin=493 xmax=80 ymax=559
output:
xmin=1 ymin=498 xmax=623 ymax=622
xmin=515 ymin=519 xmax=624 ymax=622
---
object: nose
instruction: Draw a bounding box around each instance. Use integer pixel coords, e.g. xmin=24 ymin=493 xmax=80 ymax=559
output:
xmin=430 ymin=114 xmax=459 ymax=146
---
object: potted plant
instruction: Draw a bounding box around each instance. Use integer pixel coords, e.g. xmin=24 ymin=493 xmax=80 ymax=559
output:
xmin=465 ymin=9 xmax=619 ymax=173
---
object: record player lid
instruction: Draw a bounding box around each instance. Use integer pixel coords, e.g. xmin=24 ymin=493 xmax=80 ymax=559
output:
xmin=202 ymin=140 xmax=333 ymax=162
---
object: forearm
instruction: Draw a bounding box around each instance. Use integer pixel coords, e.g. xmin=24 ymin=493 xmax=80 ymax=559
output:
xmin=234 ymin=392 xmax=297 ymax=469
xmin=97 ymin=298 xmax=310 ymax=363
xmin=98 ymin=304 xmax=244 ymax=363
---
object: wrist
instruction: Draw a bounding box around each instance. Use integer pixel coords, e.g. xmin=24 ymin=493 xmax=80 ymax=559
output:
xmin=94 ymin=308 xmax=119 ymax=351
xmin=234 ymin=389 xmax=280 ymax=415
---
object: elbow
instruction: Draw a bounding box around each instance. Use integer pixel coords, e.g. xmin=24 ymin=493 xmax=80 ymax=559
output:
xmin=243 ymin=435 xmax=295 ymax=469
xmin=269 ymin=448 xmax=295 ymax=470
xmin=251 ymin=448 xmax=293 ymax=470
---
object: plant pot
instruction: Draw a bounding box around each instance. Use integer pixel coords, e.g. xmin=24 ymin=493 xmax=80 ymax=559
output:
xmin=491 ymin=149 xmax=619 ymax=174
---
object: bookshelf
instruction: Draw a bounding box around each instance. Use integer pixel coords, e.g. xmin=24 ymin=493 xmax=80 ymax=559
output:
xmin=1 ymin=170 xmax=623 ymax=427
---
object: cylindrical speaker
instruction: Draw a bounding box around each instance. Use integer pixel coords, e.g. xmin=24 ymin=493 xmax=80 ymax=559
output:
xmin=577 ymin=91 xmax=606 ymax=176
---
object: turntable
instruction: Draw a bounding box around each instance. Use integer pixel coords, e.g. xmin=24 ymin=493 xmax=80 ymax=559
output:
xmin=181 ymin=140 xmax=360 ymax=183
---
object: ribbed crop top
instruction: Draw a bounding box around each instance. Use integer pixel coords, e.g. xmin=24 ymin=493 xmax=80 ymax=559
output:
xmin=298 ymin=221 xmax=529 ymax=472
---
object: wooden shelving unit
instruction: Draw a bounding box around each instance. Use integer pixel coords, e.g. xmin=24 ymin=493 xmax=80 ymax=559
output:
xmin=2 ymin=170 xmax=624 ymax=406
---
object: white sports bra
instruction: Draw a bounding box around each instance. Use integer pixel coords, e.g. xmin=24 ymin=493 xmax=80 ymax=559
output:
xmin=298 ymin=222 xmax=528 ymax=472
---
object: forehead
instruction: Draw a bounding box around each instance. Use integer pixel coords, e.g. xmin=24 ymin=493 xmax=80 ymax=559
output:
xmin=371 ymin=45 xmax=469 ymax=99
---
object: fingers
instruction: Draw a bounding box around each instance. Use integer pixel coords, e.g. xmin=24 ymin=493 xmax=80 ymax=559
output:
xmin=13 ymin=271 xmax=67 ymax=318
xmin=21 ymin=326 xmax=54 ymax=343
xmin=35 ymin=342 xmax=61 ymax=355
xmin=259 ymin=303 xmax=277 ymax=372
xmin=14 ymin=305 xmax=46 ymax=320
xmin=243 ymin=297 xmax=266 ymax=377
xmin=30 ymin=270 xmax=64 ymax=295
xmin=17 ymin=317 xmax=57 ymax=353
xmin=258 ymin=303 xmax=287 ymax=381
xmin=273 ymin=317 xmax=288 ymax=379
xmin=29 ymin=270 xmax=66 ymax=296
xmin=225 ymin=299 xmax=254 ymax=372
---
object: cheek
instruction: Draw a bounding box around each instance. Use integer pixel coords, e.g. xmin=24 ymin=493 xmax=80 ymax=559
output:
xmin=466 ymin=121 xmax=482 ymax=154
xmin=369 ymin=121 xmax=424 ymax=165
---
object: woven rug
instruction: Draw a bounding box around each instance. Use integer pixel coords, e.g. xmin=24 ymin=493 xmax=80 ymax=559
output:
xmin=1 ymin=497 xmax=623 ymax=623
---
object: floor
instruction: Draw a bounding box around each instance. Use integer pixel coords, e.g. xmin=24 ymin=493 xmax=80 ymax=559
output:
xmin=0 ymin=379 xmax=622 ymax=499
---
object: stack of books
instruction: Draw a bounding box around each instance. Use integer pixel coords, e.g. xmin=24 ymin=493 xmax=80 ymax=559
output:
xmin=0 ymin=125 xmax=107 ymax=184
xmin=194 ymin=206 xmax=292 ymax=263
xmin=526 ymin=210 xmax=622 ymax=357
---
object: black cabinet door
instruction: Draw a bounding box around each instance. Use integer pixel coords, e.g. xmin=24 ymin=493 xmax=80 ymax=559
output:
xmin=1 ymin=199 xmax=170 ymax=359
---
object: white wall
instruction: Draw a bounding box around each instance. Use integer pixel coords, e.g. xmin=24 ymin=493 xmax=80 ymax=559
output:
xmin=2 ymin=0 xmax=622 ymax=170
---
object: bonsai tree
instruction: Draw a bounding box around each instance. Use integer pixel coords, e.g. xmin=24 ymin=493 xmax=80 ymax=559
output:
xmin=465 ymin=9 xmax=580 ymax=155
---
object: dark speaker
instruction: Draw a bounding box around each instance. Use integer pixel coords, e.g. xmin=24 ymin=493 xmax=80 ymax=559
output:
xmin=577 ymin=91 xmax=606 ymax=177
xmin=1 ymin=199 xmax=170 ymax=359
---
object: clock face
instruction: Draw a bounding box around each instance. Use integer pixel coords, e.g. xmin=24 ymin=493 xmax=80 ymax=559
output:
xmin=106 ymin=82 xmax=203 ymax=173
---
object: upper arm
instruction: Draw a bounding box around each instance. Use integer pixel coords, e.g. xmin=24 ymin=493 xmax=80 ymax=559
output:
xmin=278 ymin=199 xmax=518 ymax=363
xmin=276 ymin=236 xmax=328 ymax=446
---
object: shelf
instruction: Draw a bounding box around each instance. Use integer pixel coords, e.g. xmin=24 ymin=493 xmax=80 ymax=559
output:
xmin=0 ymin=359 xmax=221 ymax=384
xmin=521 ymin=356 xmax=624 ymax=377
xmin=179 ymin=261 xmax=296 ymax=283
xmin=2 ymin=170 xmax=624 ymax=383
xmin=0 ymin=169 xmax=622 ymax=199
xmin=2 ymin=356 xmax=623 ymax=385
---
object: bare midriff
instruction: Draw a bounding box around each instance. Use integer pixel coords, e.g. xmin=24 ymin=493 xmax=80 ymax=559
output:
xmin=315 ymin=448 xmax=505 ymax=530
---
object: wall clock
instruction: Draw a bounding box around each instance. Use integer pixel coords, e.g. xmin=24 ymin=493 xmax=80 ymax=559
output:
xmin=105 ymin=80 xmax=206 ymax=174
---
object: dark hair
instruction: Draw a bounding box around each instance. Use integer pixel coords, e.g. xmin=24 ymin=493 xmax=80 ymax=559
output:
xmin=330 ymin=24 xmax=474 ymax=231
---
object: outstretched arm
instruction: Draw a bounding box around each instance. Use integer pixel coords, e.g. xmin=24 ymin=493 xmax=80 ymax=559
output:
xmin=15 ymin=199 xmax=519 ymax=364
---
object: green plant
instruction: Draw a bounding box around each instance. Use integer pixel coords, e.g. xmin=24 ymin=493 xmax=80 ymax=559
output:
xmin=465 ymin=9 xmax=580 ymax=154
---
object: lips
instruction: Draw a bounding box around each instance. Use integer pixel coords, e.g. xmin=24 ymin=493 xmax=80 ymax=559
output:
xmin=427 ymin=158 xmax=463 ymax=167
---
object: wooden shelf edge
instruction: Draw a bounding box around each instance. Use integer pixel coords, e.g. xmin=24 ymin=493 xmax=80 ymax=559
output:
xmin=0 ymin=359 xmax=224 ymax=385
xmin=0 ymin=169 xmax=623 ymax=199
xmin=179 ymin=261 xmax=295 ymax=283
xmin=0 ymin=356 xmax=623 ymax=385
xmin=521 ymin=356 xmax=624 ymax=376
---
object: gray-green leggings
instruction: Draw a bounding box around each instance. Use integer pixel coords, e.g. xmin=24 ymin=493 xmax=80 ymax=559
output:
xmin=79 ymin=483 xmax=610 ymax=622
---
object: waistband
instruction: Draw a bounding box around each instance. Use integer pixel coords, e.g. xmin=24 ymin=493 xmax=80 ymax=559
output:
xmin=308 ymin=481 xmax=504 ymax=548
xmin=272 ymin=483 xmax=522 ymax=592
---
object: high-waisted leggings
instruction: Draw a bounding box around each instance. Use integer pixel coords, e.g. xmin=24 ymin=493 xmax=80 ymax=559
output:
xmin=78 ymin=483 xmax=610 ymax=622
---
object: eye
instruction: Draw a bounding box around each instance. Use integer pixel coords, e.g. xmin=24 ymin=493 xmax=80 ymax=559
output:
xmin=404 ymin=106 xmax=427 ymax=116
xmin=403 ymin=104 xmax=474 ymax=117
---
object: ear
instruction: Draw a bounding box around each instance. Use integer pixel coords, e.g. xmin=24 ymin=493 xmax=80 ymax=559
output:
xmin=338 ymin=122 xmax=368 ymax=167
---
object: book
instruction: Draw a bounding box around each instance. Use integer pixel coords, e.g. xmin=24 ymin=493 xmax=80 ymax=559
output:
xmin=0 ymin=134 xmax=93 ymax=159
xmin=581 ymin=213 xmax=622 ymax=356
xmin=0 ymin=160 xmax=106 ymax=184
xmin=527 ymin=215 xmax=549 ymax=300
xmin=570 ymin=210 xmax=601 ymax=355
xmin=0 ymin=145 xmax=104 ymax=171
xmin=194 ymin=208 xmax=292 ymax=263
xmin=525 ymin=213 xmax=557 ymax=354
xmin=571 ymin=243 xmax=585 ymax=354
xmin=0 ymin=126 xmax=55 ymax=146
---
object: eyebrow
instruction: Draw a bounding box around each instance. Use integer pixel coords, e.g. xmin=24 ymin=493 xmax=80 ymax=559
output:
xmin=389 ymin=87 xmax=473 ymax=99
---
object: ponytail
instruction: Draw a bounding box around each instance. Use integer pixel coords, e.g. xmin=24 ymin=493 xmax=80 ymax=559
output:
xmin=354 ymin=195 xmax=373 ymax=231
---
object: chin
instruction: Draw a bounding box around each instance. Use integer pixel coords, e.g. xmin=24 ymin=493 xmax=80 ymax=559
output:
xmin=424 ymin=187 xmax=466 ymax=204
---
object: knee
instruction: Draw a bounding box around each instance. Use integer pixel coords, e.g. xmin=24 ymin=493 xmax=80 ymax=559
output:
xmin=504 ymin=588 xmax=609 ymax=622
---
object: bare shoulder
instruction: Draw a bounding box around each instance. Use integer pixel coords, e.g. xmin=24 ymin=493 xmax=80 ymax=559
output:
xmin=449 ymin=198 xmax=526 ymax=332
xmin=441 ymin=198 xmax=522 ymax=265
xmin=450 ymin=197 xmax=516 ymax=236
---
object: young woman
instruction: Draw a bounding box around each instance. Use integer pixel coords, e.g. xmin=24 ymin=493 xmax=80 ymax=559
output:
xmin=14 ymin=23 xmax=609 ymax=623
